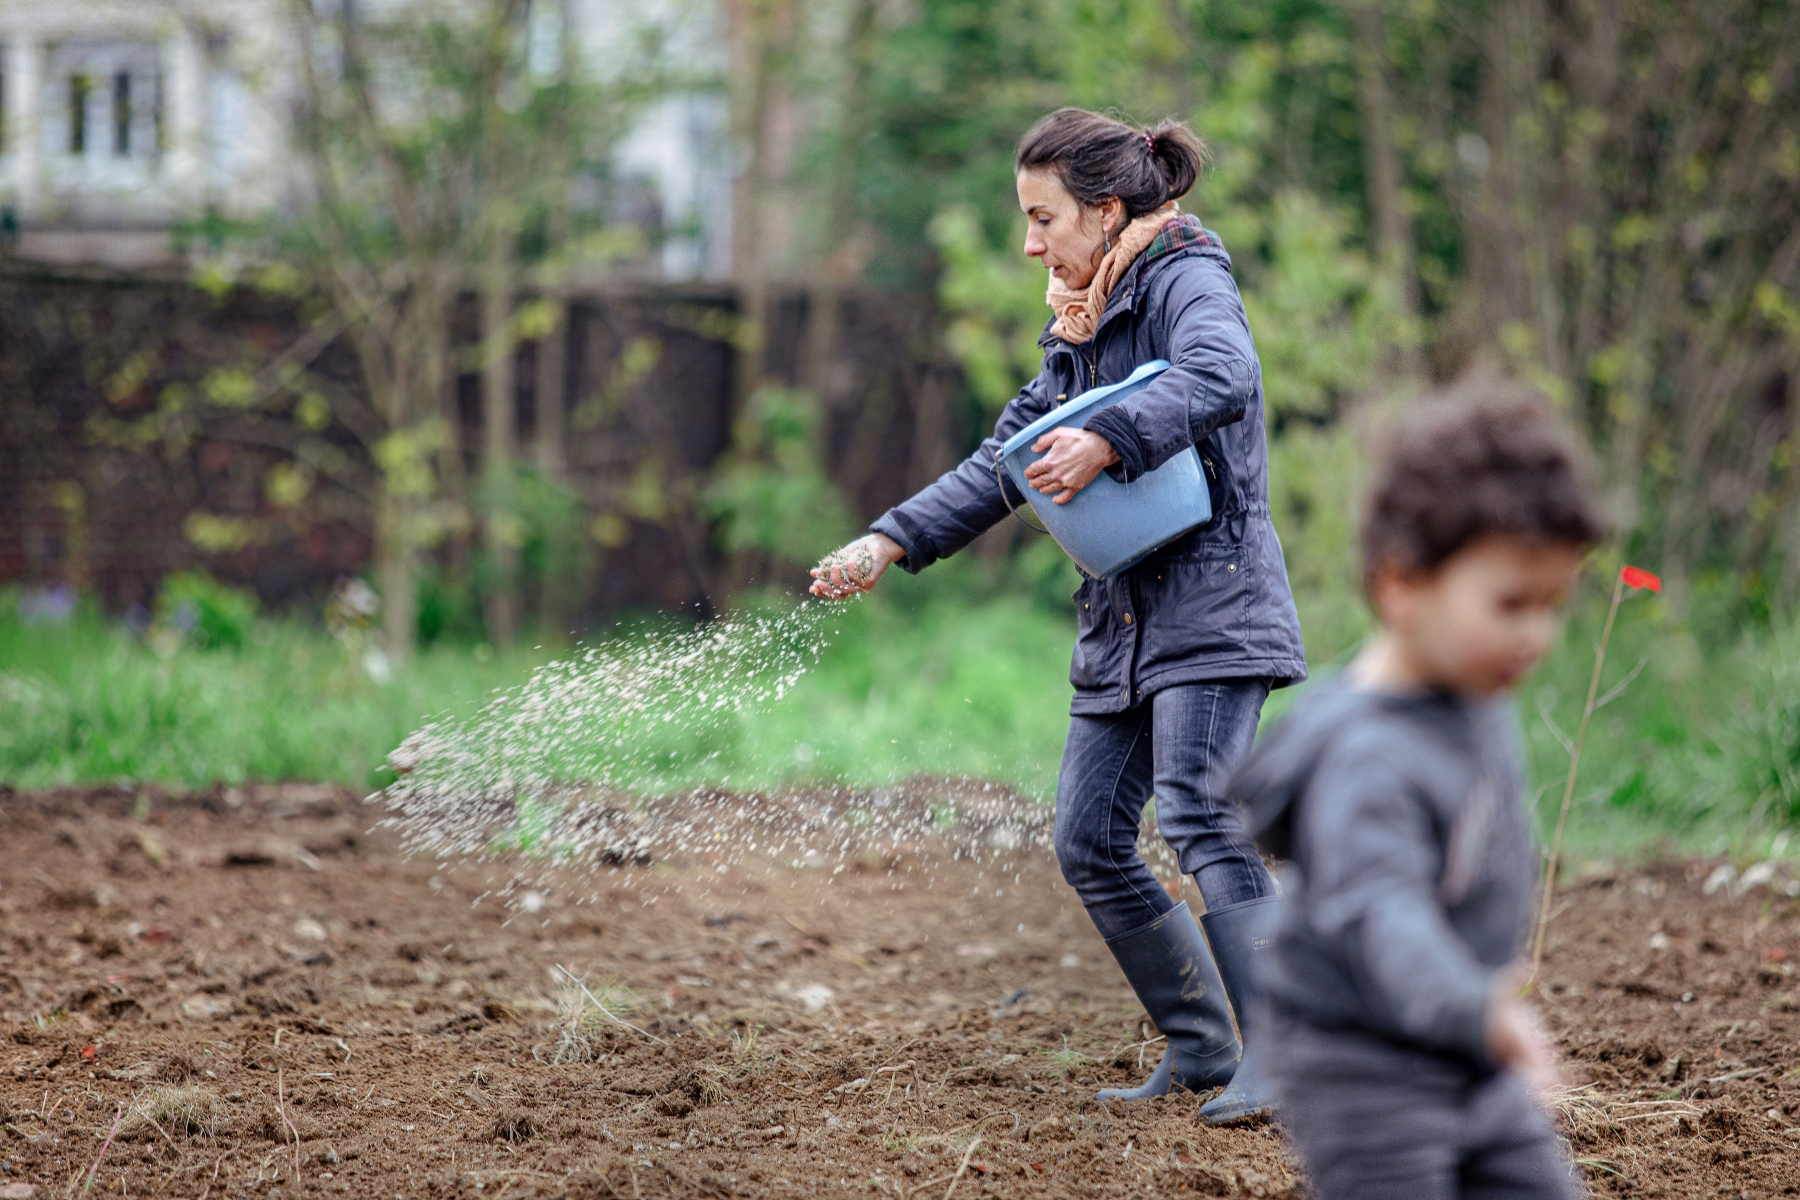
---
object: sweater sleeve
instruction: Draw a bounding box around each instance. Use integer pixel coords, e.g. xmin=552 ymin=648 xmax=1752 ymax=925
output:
xmin=1294 ymin=741 xmax=1497 ymax=1064
xmin=1086 ymin=257 xmax=1258 ymax=483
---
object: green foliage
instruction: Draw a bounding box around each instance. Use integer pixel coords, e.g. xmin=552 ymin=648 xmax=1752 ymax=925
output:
xmin=155 ymin=571 xmax=260 ymax=651
xmin=415 ymin=567 xmax=486 ymax=647
xmin=1243 ymin=191 xmax=1412 ymax=423
xmin=706 ymin=566 xmax=1077 ymax=799
xmin=283 ymin=4 xmax=653 ymax=282
xmin=1735 ymin=623 xmax=1800 ymax=829
xmin=475 ymin=464 xmax=597 ymax=635
xmin=1009 ymin=534 xmax=1087 ymax=618
xmin=418 ymin=464 xmax=597 ymax=648
xmin=487 ymin=797 xmax=567 ymax=856
xmin=848 ymin=0 xmax=1404 ymax=291
xmin=1267 ymin=423 xmax=1368 ymax=663
xmin=1240 ymin=190 xmax=1418 ymax=664
xmin=930 ymin=205 xmax=1047 ymax=413
xmin=516 ymin=467 xmax=596 ymax=626
xmin=10 ymin=0 xmax=1794 ymax=864
xmin=704 ymin=387 xmax=859 ymax=565
xmin=162 ymin=1 xmax=675 ymax=658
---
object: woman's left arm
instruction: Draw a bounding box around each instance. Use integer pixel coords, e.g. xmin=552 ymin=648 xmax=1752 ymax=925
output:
xmin=1082 ymin=259 xmax=1259 ymax=482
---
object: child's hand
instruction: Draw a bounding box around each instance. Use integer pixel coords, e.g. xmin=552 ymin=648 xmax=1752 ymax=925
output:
xmin=1485 ymin=972 xmax=1562 ymax=1105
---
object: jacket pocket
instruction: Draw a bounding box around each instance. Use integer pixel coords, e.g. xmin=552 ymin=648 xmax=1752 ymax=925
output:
xmin=1069 ymin=576 xmax=1112 ymax=690
xmin=1139 ymin=545 xmax=1253 ymax=665
xmin=1197 ymin=439 xmax=1230 ymax=526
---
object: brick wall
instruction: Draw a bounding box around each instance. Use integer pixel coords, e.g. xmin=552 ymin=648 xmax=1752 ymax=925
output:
xmin=0 ymin=269 xmax=971 ymax=624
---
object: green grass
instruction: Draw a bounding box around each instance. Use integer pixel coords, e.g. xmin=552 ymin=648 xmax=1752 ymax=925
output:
xmin=0 ymin=562 xmax=1074 ymax=799
xmin=0 ymin=597 xmax=548 ymax=790
xmin=1513 ymin=584 xmax=1800 ymax=863
xmin=3 ymin=566 xmax=1797 ymax=866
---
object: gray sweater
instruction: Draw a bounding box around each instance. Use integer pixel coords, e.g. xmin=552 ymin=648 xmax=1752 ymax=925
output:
xmin=1232 ymin=675 xmax=1537 ymax=1066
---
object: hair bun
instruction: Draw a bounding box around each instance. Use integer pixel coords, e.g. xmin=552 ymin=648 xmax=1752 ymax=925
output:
xmin=1015 ymin=108 xmax=1209 ymax=219
xmin=1144 ymin=119 xmax=1203 ymax=202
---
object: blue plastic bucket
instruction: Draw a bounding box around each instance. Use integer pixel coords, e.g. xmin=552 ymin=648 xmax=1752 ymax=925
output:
xmin=995 ymin=360 xmax=1212 ymax=578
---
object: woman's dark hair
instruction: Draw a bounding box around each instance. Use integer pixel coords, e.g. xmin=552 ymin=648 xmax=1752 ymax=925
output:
xmin=1014 ymin=108 xmax=1207 ymax=219
xmin=1361 ymin=380 xmax=1608 ymax=589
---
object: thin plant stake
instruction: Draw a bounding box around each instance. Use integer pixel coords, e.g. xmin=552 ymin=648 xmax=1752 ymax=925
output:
xmin=277 ymin=1067 xmax=301 ymax=1179
xmin=80 ymin=1104 xmax=125 ymax=1195
xmin=1528 ymin=564 xmax=1659 ymax=984
xmin=942 ymin=1137 xmax=982 ymax=1200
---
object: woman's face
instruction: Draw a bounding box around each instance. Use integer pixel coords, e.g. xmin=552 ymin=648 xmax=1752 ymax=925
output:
xmin=1018 ymin=168 xmax=1120 ymax=290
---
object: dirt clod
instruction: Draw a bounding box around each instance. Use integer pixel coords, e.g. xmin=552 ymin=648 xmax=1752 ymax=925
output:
xmin=493 ymin=1108 xmax=542 ymax=1141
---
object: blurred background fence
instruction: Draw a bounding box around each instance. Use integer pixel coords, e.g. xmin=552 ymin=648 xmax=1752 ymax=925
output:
xmin=0 ymin=273 xmax=955 ymax=627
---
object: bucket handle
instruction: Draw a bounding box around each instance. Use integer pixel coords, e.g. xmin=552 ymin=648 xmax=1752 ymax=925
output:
xmin=993 ymin=454 xmax=1050 ymax=535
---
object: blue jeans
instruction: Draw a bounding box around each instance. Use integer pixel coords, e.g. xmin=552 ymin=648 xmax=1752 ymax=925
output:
xmin=1054 ymin=680 xmax=1273 ymax=942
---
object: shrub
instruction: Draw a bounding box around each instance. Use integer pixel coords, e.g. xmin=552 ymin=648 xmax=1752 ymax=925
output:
xmin=156 ymin=571 xmax=260 ymax=650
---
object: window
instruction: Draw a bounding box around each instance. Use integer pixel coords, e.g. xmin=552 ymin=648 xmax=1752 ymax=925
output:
xmin=49 ymin=41 xmax=160 ymax=163
xmin=205 ymin=38 xmax=245 ymax=185
xmin=113 ymin=71 xmax=131 ymax=155
xmin=70 ymin=73 xmax=91 ymax=154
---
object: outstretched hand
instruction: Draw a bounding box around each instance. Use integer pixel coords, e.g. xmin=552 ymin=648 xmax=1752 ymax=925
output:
xmin=1023 ymin=427 xmax=1121 ymax=504
xmin=810 ymin=533 xmax=904 ymax=600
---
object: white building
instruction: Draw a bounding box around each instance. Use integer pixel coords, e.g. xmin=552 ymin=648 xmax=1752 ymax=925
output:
xmin=0 ymin=0 xmax=732 ymax=280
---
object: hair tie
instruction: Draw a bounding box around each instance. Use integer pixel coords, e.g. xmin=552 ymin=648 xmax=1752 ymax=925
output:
xmin=1143 ymin=132 xmax=1156 ymax=152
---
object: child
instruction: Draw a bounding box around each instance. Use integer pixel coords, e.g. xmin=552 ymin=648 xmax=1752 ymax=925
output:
xmin=1232 ymin=387 xmax=1605 ymax=1198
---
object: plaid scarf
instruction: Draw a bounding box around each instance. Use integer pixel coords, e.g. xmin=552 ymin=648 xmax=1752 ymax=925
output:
xmin=1046 ymin=208 xmax=1217 ymax=345
xmin=1140 ymin=212 xmax=1215 ymax=266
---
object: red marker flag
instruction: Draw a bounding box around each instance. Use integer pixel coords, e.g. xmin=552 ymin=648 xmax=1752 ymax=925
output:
xmin=1620 ymin=564 xmax=1662 ymax=593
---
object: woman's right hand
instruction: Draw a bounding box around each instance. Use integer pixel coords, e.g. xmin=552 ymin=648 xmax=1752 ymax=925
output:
xmin=810 ymin=534 xmax=904 ymax=600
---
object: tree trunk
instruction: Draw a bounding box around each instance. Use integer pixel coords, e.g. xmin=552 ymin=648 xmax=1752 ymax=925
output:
xmin=1349 ymin=0 xmax=1422 ymax=373
xmin=533 ymin=292 xmax=575 ymax=633
xmin=907 ymin=352 xmax=959 ymax=494
xmin=376 ymin=495 xmax=416 ymax=665
xmin=798 ymin=0 xmax=876 ymax=418
xmin=481 ymin=224 xmax=520 ymax=648
xmin=534 ymin=294 xmax=568 ymax=480
xmin=722 ymin=0 xmax=793 ymax=593
xmin=728 ymin=0 xmax=796 ymax=400
xmin=1742 ymin=369 xmax=1799 ymax=590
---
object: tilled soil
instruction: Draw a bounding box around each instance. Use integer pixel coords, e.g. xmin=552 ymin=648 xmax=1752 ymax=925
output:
xmin=0 ymin=783 xmax=1796 ymax=1198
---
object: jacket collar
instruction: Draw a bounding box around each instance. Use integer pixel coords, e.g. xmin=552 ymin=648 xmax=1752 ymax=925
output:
xmin=1037 ymin=219 xmax=1229 ymax=351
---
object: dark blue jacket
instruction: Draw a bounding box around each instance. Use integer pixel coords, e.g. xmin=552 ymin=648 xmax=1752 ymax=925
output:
xmin=872 ymin=231 xmax=1308 ymax=715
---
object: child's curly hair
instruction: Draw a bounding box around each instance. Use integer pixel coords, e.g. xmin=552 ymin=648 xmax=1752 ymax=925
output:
xmin=1361 ymin=381 xmax=1608 ymax=589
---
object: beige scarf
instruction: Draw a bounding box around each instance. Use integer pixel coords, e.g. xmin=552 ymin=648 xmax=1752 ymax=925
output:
xmin=1045 ymin=203 xmax=1179 ymax=345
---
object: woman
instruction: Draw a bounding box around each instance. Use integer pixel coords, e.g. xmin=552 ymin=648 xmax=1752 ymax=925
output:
xmin=810 ymin=108 xmax=1306 ymax=1123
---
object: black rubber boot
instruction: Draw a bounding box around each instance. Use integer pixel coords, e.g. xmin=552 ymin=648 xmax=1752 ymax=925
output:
xmin=1095 ymin=901 xmax=1240 ymax=1101
xmin=1197 ymin=896 xmax=1280 ymax=1125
